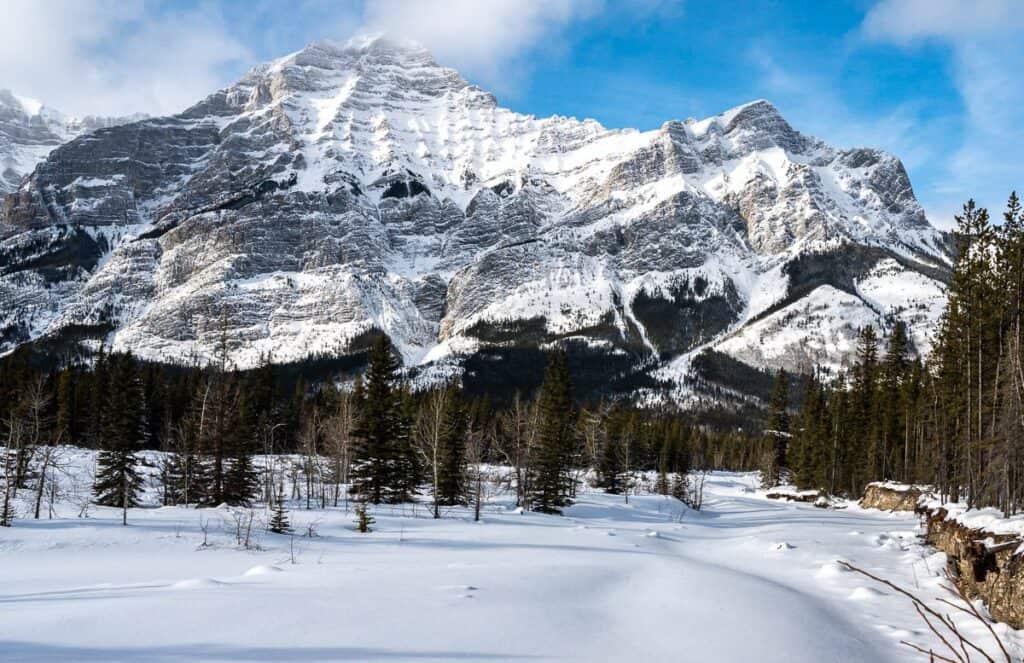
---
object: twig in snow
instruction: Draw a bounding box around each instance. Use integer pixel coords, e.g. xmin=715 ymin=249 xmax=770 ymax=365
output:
xmin=837 ymin=561 xmax=1011 ymax=663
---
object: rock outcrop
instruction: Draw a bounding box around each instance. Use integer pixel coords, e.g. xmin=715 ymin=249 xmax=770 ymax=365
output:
xmin=860 ymin=482 xmax=926 ymax=511
xmin=857 ymin=483 xmax=1024 ymax=629
xmin=921 ymin=507 xmax=1024 ymax=629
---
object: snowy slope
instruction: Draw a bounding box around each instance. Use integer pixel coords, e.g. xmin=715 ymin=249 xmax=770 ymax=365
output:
xmin=0 ymin=36 xmax=951 ymax=396
xmin=0 ymin=89 xmax=144 ymax=197
xmin=0 ymin=449 xmax=1018 ymax=662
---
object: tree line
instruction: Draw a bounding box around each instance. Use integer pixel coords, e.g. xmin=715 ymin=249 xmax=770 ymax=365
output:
xmin=1 ymin=332 xmax=769 ymax=526
xmin=782 ymin=194 xmax=1024 ymax=516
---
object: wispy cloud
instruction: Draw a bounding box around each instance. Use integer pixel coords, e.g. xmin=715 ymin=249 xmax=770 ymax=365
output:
xmin=862 ymin=0 xmax=1024 ymax=42
xmin=862 ymin=0 xmax=1024 ymax=222
xmin=751 ymin=46 xmax=936 ymax=167
xmin=747 ymin=43 xmax=963 ymax=227
xmin=0 ymin=1 xmax=252 ymax=117
xmin=363 ymin=0 xmax=600 ymax=77
xmin=359 ymin=0 xmax=681 ymax=96
xmin=0 ymin=0 xmax=679 ymax=118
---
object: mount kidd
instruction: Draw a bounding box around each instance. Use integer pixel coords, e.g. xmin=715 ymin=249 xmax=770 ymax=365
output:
xmin=0 ymin=37 xmax=950 ymax=400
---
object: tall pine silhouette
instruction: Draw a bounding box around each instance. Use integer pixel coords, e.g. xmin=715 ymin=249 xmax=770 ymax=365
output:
xmin=93 ymin=354 xmax=146 ymax=525
xmin=528 ymin=351 xmax=576 ymax=514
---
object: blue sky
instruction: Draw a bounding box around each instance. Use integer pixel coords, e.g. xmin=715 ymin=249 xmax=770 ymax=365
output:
xmin=1 ymin=1 xmax=1020 ymax=229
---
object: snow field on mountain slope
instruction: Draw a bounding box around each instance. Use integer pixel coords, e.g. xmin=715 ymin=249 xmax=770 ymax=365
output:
xmin=1 ymin=451 xmax=1020 ymax=662
xmin=712 ymin=255 xmax=946 ymax=374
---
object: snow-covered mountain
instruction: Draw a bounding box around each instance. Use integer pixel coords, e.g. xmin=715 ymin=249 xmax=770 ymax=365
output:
xmin=0 ymin=36 xmax=951 ymax=398
xmin=0 ymin=89 xmax=144 ymax=196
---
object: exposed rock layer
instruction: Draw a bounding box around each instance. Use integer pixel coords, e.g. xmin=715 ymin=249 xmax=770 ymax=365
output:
xmin=0 ymin=36 xmax=953 ymax=396
xmin=922 ymin=507 xmax=1024 ymax=630
xmin=860 ymin=483 xmax=924 ymax=512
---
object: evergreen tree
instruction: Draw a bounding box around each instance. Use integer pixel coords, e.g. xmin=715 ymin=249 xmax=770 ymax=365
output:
xmin=391 ymin=386 xmax=421 ymax=504
xmin=596 ymin=407 xmax=629 ymax=494
xmin=436 ymin=388 xmax=468 ymax=506
xmin=350 ymin=336 xmax=406 ymax=505
xmin=223 ymin=385 xmax=259 ymax=506
xmin=355 ymin=502 xmax=374 ymax=533
xmin=596 ymin=435 xmax=621 ymax=494
xmin=792 ymin=372 xmax=826 ymax=489
xmin=875 ymin=322 xmax=909 ymax=479
xmin=55 ymin=366 xmax=76 ymax=445
xmin=268 ymin=485 xmax=292 ymax=534
xmin=848 ymin=326 xmax=880 ymax=494
xmin=93 ymin=354 xmax=146 ymax=525
xmin=761 ymin=369 xmax=790 ymax=487
xmin=527 ymin=351 xmax=576 ymax=514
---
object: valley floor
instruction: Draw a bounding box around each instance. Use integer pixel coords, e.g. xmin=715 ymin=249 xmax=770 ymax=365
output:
xmin=0 ymin=466 xmax=1021 ymax=662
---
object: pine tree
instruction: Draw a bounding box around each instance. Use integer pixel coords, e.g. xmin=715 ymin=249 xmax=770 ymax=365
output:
xmin=85 ymin=347 xmax=110 ymax=449
xmin=223 ymin=386 xmax=259 ymax=506
xmin=55 ymin=366 xmax=76 ymax=445
xmin=848 ymin=326 xmax=880 ymax=494
xmin=875 ymin=322 xmax=909 ymax=480
xmin=436 ymin=388 xmax=468 ymax=506
xmin=792 ymin=372 xmax=826 ymax=489
xmin=355 ymin=502 xmax=374 ymax=533
xmin=527 ymin=350 xmax=576 ymax=514
xmin=596 ymin=407 xmax=629 ymax=494
xmin=93 ymin=354 xmax=146 ymax=525
xmin=350 ymin=336 xmax=405 ymax=505
xmin=390 ymin=386 xmax=421 ymax=504
xmin=946 ymin=200 xmax=997 ymax=505
xmin=761 ymin=369 xmax=790 ymax=487
xmin=597 ymin=434 xmax=622 ymax=494
xmin=268 ymin=485 xmax=291 ymax=534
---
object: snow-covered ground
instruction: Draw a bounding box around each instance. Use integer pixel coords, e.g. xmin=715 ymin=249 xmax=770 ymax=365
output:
xmin=0 ymin=452 xmax=1020 ymax=662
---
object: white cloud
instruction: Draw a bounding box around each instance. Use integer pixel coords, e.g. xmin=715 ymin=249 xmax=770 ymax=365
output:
xmin=863 ymin=0 xmax=1024 ymax=223
xmin=0 ymin=0 xmax=661 ymax=117
xmin=751 ymin=47 xmax=944 ymax=178
xmin=863 ymin=0 xmax=1024 ymax=43
xmin=360 ymin=0 xmax=604 ymax=91
xmin=0 ymin=0 xmax=251 ymax=117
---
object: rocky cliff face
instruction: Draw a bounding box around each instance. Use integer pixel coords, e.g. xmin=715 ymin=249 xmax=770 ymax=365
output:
xmin=0 ymin=90 xmax=144 ymax=200
xmin=0 ymin=36 xmax=952 ymax=397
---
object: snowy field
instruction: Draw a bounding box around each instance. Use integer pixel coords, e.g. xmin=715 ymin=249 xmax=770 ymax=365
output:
xmin=1 ymin=451 xmax=1021 ymax=662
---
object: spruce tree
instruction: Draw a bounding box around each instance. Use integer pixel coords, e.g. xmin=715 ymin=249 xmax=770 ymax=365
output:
xmin=527 ymin=351 xmax=576 ymax=514
xmin=875 ymin=322 xmax=909 ymax=479
xmin=350 ymin=336 xmax=404 ymax=505
xmin=762 ymin=369 xmax=790 ymax=487
xmin=268 ymin=485 xmax=292 ymax=534
xmin=93 ymin=354 xmax=146 ymax=525
xmin=355 ymin=502 xmax=374 ymax=533
xmin=55 ymin=367 xmax=76 ymax=445
xmin=223 ymin=386 xmax=259 ymax=506
xmin=436 ymin=388 xmax=468 ymax=506
xmin=848 ymin=326 xmax=880 ymax=494
xmin=596 ymin=407 xmax=628 ymax=494
xmin=391 ymin=386 xmax=421 ymax=504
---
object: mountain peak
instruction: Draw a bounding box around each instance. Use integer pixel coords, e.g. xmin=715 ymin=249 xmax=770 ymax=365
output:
xmin=687 ymin=99 xmax=788 ymax=135
xmin=341 ymin=33 xmax=432 ymax=57
xmin=724 ymin=98 xmax=778 ymax=121
xmin=276 ymin=34 xmax=440 ymax=72
xmin=245 ymin=34 xmax=469 ymax=103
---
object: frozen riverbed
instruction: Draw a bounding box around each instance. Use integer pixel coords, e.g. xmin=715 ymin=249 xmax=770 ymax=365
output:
xmin=0 ymin=464 xmax=1019 ymax=662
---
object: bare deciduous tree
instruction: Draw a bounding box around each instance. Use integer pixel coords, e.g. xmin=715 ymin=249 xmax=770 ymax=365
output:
xmin=323 ymin=391 xmax=355 ymax=509
xmin=496 ymin=393 xmax=538 ymax=509
xmin=413 ymin=387 xmax=451 ymax=519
